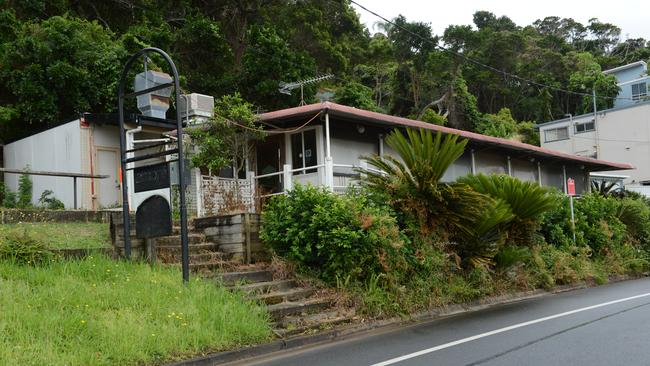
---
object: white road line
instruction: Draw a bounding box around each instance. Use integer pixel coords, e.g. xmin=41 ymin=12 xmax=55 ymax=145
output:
xmin=371 ymin=291 xmax=650 ymax=366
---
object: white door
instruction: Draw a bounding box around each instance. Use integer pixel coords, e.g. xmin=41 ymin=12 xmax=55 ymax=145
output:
xmin=288 ymin=128 xmax=322 ymax=187
xmin=97 ymin=148 xmax=121 ymax=208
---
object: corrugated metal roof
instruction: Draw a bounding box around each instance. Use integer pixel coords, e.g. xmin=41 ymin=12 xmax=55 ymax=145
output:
xmin=259 ymin=102 xmax=634 ymax=171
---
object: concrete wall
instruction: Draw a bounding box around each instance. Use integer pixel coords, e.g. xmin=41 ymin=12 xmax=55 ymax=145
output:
xmin=3 ymin=120 xmax=83 ymax=208
xmin=540 ymin=103 xmax=650 ymax=188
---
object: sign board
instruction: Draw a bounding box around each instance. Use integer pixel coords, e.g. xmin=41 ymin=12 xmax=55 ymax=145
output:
xmin=169 ymin=159 xmax=192 ymax=186
xmin=134 ymin=162 xmax=170 ymax=193
xmin=136 ymin=195 xmax=172 ymax=238
xmin=567 ymin=178 xmax=576 ymax=196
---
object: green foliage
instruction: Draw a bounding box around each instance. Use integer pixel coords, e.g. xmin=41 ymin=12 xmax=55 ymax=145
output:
xmin=362 ymin=129 xmax=491 ymax=236
xmin=419 ymin=109 xmax=447 ymax=126
xmin=37 ymin=189 xmax=64 ymax=210
xmin=2 ymin=189 xmax=17 ymax=208
xmin=260 ymin=185 xmax=407 ymax=284
xmin=475 ymin=108 xmax=518 ymax=138
xmin=0 ymin=230 xmax=53 ymax=265
xmin=335 ymin=81 xmax=381 ymax=112
xmin=17 ymin=172 xmax=32 ymax=208
xmin=454 ymin=199 xmax=513 ymax=267
xmin=616 ymin=198 xmax=650 ymax=249
xmin=0 ymin=15 xmax=126 ymax=140
xmin=190 ymin=93 xmax=264 ymax=175
xmin=457 ymin=174 xmax=557 ymax=246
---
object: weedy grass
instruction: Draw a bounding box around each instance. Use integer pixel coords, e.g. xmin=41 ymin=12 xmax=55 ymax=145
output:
xmin=0 ymin=222 xmax=110 ymax=249
xmin=0 ymin=255 xmax=272 ymax=365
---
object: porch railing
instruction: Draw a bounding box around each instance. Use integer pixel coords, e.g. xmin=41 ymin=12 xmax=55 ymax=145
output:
xmin=198 ymin=159 xmax=386 ymax=216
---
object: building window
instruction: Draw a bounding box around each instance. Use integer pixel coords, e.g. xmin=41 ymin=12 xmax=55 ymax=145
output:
xmin=544 ymin=127 xmax=569 ymax=142
xmin=291 ymin=129 xmax=318 ymax=175
xmin=574 ymin=120 xmax=595 ymax=134
xmin=632 ymin=82 xmax=647 ymax=101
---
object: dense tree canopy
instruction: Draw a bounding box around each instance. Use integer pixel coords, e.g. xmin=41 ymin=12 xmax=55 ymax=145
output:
xmin=1 ymin=1 xmax=648 ymax=143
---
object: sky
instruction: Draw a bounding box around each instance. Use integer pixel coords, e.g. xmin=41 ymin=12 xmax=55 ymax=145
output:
xmin=352 ymin=0 xmax=650 ymax=40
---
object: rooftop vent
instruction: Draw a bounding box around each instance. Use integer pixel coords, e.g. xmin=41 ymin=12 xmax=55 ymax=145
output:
xmin=134 ymin=70 xmax=173 ymax=119
xmin=179 ymin=93 xmax=214 ymax=123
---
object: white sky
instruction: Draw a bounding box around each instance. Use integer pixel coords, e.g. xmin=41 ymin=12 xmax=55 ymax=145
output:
xmin=352 ymin=0 xmax=650 ymax=40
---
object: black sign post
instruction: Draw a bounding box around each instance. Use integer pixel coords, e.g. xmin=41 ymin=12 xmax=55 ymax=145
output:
xmin=117 ymin=47 xmax=191 ymax=283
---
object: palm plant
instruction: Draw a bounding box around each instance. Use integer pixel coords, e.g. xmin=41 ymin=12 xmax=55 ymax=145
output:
xmin=591 ymin=180 xmax=622 ymax=197
xmin=457 ymin=174 xmax=558 ymax=246
xmin=361 ymin=129 xmax=488 ymax=237
xmin=454 ymin=199 xmax=514 ymax=268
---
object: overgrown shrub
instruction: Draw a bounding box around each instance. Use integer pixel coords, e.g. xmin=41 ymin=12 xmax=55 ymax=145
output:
xmin=38 ymin=190 xmax=65 ymax=210
xmin=17 ymin=172 xmax=33 ymax=208
xmin=1 ymin=187 xmax=17 ymax=208
xmin=0 ymin=230 xmax=54 ymax=265
xmin=616 ymin=197 xmax=650 ymax=249
xmin=260 ymin=185 xmax=408 ymax=284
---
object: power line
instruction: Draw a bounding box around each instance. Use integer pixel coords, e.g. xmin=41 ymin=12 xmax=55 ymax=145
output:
xmin=350 ymin=0 xmax=637 ymax=103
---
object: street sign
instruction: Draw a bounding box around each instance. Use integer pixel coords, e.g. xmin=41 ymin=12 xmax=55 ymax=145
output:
xmin=134 ymin=162 xmax=170 ymax=192
xmin=567 ymin=178 xmax=576 ymax=196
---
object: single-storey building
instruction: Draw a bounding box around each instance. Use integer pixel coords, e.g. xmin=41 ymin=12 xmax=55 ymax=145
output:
xmin=238 ymin=102 xmax=632 ymax=202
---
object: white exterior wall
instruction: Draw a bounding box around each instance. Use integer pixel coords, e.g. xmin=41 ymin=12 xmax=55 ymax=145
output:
xmin=540 ymin=103 xmax=650 ymax=188
xmin=3 ymin=120 xmax=83 ymax=208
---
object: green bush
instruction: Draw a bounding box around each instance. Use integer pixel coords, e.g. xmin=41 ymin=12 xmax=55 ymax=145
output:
xmin=2 ymin=189 xmax=17 ymax=208
xmin=38 ymin=190 xmax=65 ymax=210
xmin=457 ymin=174 xmax=557 ymax=246
xmin=260 ymin=185 xmax=408 ymax=284
xmin=616 ymin=197 xmax=650 ymax=249
xmin=17 ymin=172 xmax=33 ymax=208
xmin=0 ymin=230 xmax=54 ymax=265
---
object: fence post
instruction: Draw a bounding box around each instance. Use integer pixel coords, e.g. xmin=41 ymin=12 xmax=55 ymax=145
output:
xmin=283 ymin=164 xmax=292 ymax=192
xmin=195 ymin=169 xmax=204 ymax=217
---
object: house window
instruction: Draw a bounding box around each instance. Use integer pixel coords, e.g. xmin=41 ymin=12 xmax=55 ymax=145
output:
xmin=574 ymin=120 xmax=595 ymax=134
xmin=544 ymin=127 xmax=569 ymax=142
xmin=291 ymin=129 xmax=318 ymax=175
xmin=632 ymin=82 xmax=647 ymax=101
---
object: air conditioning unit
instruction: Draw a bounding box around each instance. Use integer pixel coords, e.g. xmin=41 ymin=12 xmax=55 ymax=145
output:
xmin=179 ymin=93 xmax=214 ymax=123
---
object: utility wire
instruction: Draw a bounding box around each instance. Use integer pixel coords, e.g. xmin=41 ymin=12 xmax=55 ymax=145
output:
xmin=350 ymin=0 xmax=637 ymax=103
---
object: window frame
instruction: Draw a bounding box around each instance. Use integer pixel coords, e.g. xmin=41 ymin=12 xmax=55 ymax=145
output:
xmin=544 ymin=126 xmax=570 ymax=142
xmin=632 ymin=82 xmax=647 ymax=101
xmin=574 ymin=120 xmax=595 ymax=134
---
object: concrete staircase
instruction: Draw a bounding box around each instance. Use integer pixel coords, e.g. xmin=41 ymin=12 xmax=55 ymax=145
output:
xmin=114 ymin=218 xmax=357 ymax=338
xmin=218 ymin=266 xmax=356 ymax=337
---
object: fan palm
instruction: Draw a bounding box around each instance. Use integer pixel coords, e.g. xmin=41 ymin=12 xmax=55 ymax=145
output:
xmin=457 ymin=174 xmax=558 ymax=245
xmin=361 ymin=129 xmax=491 ymax=238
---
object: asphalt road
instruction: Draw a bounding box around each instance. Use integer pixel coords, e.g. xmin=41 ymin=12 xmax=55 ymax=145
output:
xmin=238 ymin=277 xmax=650 ymax=366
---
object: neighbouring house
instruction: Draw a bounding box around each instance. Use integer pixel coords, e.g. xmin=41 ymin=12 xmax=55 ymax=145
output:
xmin=197 ymin=102 xmax=632 ymax=216
xmin=2 ymin=92 xmax=213 ymax=211
xmin=537 ymin=61 xmax=650 ymax=194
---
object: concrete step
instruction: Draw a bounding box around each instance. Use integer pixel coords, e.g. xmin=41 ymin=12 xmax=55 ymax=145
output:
xmin=253 ymin=288 xmax=315 ymax=305
xmin=267 ymin=297 xmax=334 ymax=321
xmin=156 ymin=234 xmax=206 ymax=246
xmin=274 ymin=310 xmax=355 ymax=338
xmin=233 ymin=279 xmax=297 ymax=294
xmin=220 ymin=269 xmax=273 ymax=285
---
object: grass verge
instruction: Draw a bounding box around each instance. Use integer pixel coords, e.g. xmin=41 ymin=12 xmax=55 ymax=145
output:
xmin=0 ymin=222 xmax=110 ymax=249
xmin=0 ymin=255 xmax=272 ymax=365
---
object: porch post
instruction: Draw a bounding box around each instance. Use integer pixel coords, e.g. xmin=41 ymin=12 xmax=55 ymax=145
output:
xmin=324 ymin=112 xmax=334 ymax=191
xmin=537 ymin=161 xmax=542 ymax=186
xmin=470 ymin=149 xmax=476 ymax=174
xmin=507 ymin=156 xmax=512 ymax=176
xmin=283 ymin=164 xmax=293 ymax=192
xmin=562 ymin=165 xmax=567 ymax=194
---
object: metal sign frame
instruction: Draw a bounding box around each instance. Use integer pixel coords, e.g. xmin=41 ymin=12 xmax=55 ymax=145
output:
xmin=117 ymin=47 xmax=190 ymax=282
